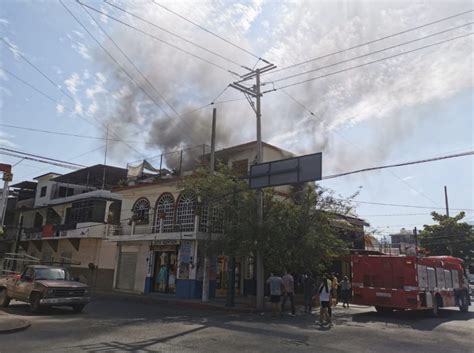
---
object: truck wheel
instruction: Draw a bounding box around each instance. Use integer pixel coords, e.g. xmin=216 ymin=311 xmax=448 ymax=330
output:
xmin=375 ymin=306 xmax=393 ymax=314
xmin=72 ymin=304 xmax=85 ymax=313
xmin=459 ymin=292 xmax=469 ymax=313
xmin=30 ymin=293 xmax=42 ymax=314
xmin=0 ymin=288 xmax=10 ymax=308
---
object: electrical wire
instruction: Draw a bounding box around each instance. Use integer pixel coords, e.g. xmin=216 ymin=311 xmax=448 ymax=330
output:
xmin=263 ymin=9 xmax=474 ymax=76
xmin=151 ymin=0 xmax=268 ymax=63
xmin=266 ymin=22 xmax=474 ymax=85
xmin=339 ymin=199 xmax=474 ymax=211
xmin=103 ymin=1 xmax=250 ymax=71
xmin=78 ymin=3 xmax=202 ymax=144
xmin=262 ymin=32 xmax=474 ymax=93
xmin=1 ymin=67 xmax=144 ymax=157
xmin=0 ymin=152 xmax=83 ymax=170
xmin=76 ymin=0 xmax=239 ymax=76
xmin=323 ymin=151 xmax=474 ymax=180
xmin=279 ymin=89 xmax=441 ymax=206
xmin=0 ymin=148 xmax=86 ymax=167
xmin=0 ymin=123 xmax=157 ymax=144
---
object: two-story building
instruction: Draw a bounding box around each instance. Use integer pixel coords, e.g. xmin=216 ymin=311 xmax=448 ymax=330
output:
xmin=109 ymin=141 xmax=295 ymax=299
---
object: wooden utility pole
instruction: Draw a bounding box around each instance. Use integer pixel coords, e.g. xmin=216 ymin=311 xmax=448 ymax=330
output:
xmin=202 ymin=108 xmax=217 ymax=303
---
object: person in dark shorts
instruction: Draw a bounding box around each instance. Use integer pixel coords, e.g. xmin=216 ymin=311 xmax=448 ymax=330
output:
xmin=267 ymin=272 xmax=283 ymax=317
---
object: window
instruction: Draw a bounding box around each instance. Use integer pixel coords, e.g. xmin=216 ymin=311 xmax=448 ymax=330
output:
xmin=199 ymin=204 xmax=224 ymax=233
xmin=132 ymin=198 xmax=150 ymax=224
xmin=176 ymin=192 xmax=197 ymax=232
xmin=40 ymin=186 xmax=47 ymax=197
xmin=65 ymin=200 xmax=106 ymax=224
xmin=58 ymin=186 xmax=75 ymax=197
xmin=155 ymin=193 xmax=175 ymax=233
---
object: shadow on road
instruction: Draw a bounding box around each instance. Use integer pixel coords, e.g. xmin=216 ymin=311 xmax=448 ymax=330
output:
xmin=1 ymin=303 xmax=81 ymax=317
xmin=349 ymin=308 xmax=474 ymax=331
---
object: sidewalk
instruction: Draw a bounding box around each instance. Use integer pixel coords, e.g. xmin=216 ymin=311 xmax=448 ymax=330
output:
xmin=0 ymin=311 xmax=30 ymax=334
xmin=93 ymin=289 xmax=272 ymax=314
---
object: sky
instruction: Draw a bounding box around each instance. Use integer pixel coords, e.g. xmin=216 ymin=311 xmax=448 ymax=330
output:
xmin=0 ymin=0 xmax=473 ymax=238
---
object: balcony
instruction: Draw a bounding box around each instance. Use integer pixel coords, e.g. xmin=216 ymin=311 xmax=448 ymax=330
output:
xmin=108 ymin=221 xmax=197 ymax=242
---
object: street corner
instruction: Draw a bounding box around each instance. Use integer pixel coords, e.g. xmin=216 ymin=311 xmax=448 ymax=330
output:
xmin=0 ymin=311 xmax=31 ymax=334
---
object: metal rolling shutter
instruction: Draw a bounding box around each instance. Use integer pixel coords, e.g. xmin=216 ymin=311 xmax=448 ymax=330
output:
xmin=116 ymin=251 xmax=137 ymax=290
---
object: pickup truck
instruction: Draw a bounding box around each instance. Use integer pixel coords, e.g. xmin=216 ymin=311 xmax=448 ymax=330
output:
xmin=0 ymin=265 xmax=90 ymax=313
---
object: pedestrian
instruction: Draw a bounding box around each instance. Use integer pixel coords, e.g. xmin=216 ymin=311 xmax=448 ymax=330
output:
xmin=318 ymin=274 xmax=332 ymax=326
xmin=331 ymin=273 xmax=339 ymax=306
xmin=266 ymin=272 xmax=283 ymax=317
xmin=340 ymin=276 xmax=351 ymax=308
xmin=281 ymin=270 xmax=295 ymax=316
xmin=302 ymin=271 xmax=315 ymax=313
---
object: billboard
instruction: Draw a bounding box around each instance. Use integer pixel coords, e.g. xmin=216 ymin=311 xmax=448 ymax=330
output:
xmin=249 ymin=152 xmax=322 ymax=189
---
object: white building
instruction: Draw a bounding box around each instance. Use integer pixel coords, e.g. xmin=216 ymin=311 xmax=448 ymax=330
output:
xmin=109 ymin=141 xmax=295 ymax=299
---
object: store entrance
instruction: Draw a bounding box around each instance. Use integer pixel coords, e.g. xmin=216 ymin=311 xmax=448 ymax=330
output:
xmin=153 ymin=248 xmax=177 ymax=294
xmin=215 ymin=256 xmax=241 ymax=297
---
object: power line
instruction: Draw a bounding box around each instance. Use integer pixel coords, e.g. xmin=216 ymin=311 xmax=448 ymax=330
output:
xmin=0 ymin=37 xmax=75 ymax=102
xmin=1 ymin=67 xmax=144 ymax=157
xmin=76 ymin=0 xmax=239 ymax=76
xmin=280 ymin=89 xmax=440 ymax=206
xmin=151 ymin=0 xmax=268 ymax=63
xmin=342 ymin=199 xmax=474 ymax=211
xmin=323 ymin=151 xmax=474 ymax=180
xmin=103 ymin=1 xmax=250 ymax=71
xmin=2 ymin=29 xmax=145 ymax=158
xmin=0 ymin=123 xmax=163 ymax=144
xmin=266 ymin=22 xmax=474 ymax=85
xmin=77 ymin=3 xmax=202 ymax=145
xmin=263 ymin=9 xmax=474 ymax=76
xmin=0 ymin=148 xmax=86 ymax=167
xmin=262 ymin=32 xmax=474 ymax=93
xmin=0 ymin=152 xmax=82 ymax=170
xmin=359 ymin=213 xmax=436 ymax=217
xmin=13 ymin=145 xmax=105 ymax=181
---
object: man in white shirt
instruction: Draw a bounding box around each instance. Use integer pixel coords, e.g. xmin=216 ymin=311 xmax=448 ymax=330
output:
xmin=266 ymin=273 xmax=283 ymax=317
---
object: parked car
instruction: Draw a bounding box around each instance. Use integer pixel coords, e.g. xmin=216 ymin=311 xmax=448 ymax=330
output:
xmin=0 ymin=265 xmax=90 ymax=313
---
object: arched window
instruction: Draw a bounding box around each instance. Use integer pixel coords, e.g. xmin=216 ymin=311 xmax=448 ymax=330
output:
xmin=132 ymin=198 xmax=150 ymax=224
xmin=176 ymin=192 xmax=197 ymax=232
xmin=155 ymin=193 xmax=175 ymax=233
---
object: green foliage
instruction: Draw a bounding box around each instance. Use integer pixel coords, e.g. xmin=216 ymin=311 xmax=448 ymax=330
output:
xmin=182 ymin=164 xmax=356 ymax=275
xmin=419 ymin=211 xmax=474 ymax=262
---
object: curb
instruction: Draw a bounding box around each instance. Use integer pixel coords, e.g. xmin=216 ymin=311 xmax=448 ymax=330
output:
xmin=92 ymin=291 xmax=260 ymax=314
xmin=0 ymin=315 xmax=31 ymax=334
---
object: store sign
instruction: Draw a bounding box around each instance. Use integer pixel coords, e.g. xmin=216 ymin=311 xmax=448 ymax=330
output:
xmin=151 ymin=239 xmax=180 ymax=247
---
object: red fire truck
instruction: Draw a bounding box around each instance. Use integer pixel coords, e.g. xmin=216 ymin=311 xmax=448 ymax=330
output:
xmin=351 ymin=255 xmax=471 ymax=315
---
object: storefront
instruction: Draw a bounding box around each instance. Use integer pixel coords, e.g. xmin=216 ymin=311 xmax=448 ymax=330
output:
xmin=151 ymin=241 xmax=179 ymax=294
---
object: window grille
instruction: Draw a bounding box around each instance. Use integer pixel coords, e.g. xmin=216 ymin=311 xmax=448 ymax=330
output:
xmin=155 ymin=193 xmax=175 ymax=233
xmin=176 ymin=192 xmax=197 ymax=232
xmin=132 ymin=198 xmax=150 ymax=224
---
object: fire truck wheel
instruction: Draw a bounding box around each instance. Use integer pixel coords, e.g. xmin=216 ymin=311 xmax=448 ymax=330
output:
xmin=375 ymin=306 xmax=393 ymax=314
xmin=459 ymin=292 xmax=469 ymax=313
xmin=0 ymin=288 xmax=10 ymax=307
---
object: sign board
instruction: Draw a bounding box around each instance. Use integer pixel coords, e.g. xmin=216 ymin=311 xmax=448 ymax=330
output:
xmin=249 ymin=152 xmax=322 ymax=189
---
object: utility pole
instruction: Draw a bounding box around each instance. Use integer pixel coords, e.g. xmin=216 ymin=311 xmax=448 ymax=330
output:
xmin=413 ymin=227 xmax=418 ymax=257
xmin=101 ymin=126 xmax=109 ymax=190
xmin=444 ymin=185 xmax=449 ymax=217
xmin=229 ymin=63 xmax=276 ymax=310
xmin=11 ymin=214 xmax=23 ymax=273
xmin=202 ymin=108 xmax=217 ymax=303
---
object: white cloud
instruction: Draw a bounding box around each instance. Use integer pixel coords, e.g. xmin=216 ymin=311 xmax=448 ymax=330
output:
xmin=0 ymin=18 xmax=9 ymax=25
xmin=0 ymin=131 xmax=16 ymax=148
xmin=56 ymin=103 xmax=65 ymax=114
xmin=71 ymin=41 xmax=91 ymax=60
xmin=64 ymin=73 xmax=83 ymax=96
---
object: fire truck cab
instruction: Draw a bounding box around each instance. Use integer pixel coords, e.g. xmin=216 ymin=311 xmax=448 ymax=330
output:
xmin=351 ymin=255 xmax=471 ymax=315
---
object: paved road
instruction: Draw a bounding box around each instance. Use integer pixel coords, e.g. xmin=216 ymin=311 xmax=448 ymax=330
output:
xmin=1 ymin=299 xmax=473 ymax=353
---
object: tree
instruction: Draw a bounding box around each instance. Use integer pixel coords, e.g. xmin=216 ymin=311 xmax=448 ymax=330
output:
xmin=419 ymin=211 xmax=474 ymax=263
xmin=182 ymin=164 xmax=357 ymax=277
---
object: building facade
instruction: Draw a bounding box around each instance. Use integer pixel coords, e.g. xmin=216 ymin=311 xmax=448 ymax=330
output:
xmin=109 ymin=141 xmax=295 ymax=299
